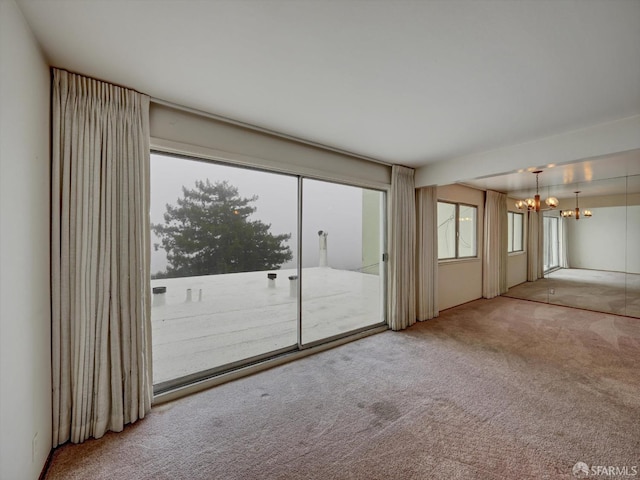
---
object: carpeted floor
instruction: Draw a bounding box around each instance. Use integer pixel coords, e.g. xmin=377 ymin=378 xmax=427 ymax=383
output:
xmin=44 ymin=296 xmax=640 ymax=479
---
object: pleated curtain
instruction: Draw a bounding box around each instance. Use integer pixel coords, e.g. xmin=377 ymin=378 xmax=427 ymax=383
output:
xmin=51 ymin=69 xmax=152 ymax=446
xmin=482 ymin=190 xmax=508 ymax=298
xmin=388 ymin=165 xmax=416 ymax=331
xmin=527 ymin=210 xmax=544 ymax=281
xmin=416 ymin=186 xmax=438 ymax=321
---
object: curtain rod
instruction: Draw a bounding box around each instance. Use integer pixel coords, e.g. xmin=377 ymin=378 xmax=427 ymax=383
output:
xmin=150 ymin=97 xmax=393 ymax=167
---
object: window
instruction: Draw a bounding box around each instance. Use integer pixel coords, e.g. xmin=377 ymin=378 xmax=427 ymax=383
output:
xmin=437 ymin=201 xmax=477 ymax=260
xmin=543 ymin=215 xmax=560 ymax=272
xmin=150 ymin=152 xmax=387 ymax=392
xmin=507 ymin=212 xmax=524 ymax=253
xmin=301 ymin=179 xmax=385 ymax=345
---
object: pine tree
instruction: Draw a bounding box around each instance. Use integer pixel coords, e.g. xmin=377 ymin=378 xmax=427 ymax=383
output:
xmin=152 ymin=180 xmax=292 ymax=278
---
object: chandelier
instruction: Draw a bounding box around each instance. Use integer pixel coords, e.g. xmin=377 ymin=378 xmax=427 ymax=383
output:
xmin=515 ymin=170 xmax=559 ymax=212
xmin=560 ymin=191 xmax=592 ymax=220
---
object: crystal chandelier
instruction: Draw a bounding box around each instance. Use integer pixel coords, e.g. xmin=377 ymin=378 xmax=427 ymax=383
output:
xmin=560 ymin=191 xmax=592 ymax=220
xmin=515 ymin=170 xmax=559 ymax=212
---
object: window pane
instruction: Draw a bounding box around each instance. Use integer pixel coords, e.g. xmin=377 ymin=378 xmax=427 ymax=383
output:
xmin=438 ymin=202 xmax=456 ymax=259
xmin=514 ymin=213 xmax=523 ymax=251
xmin=301 ymin=179 xmax=384 ymax=344
xmin=458 ymin=205 xmax=477 ymax=257
xmin=543 ymin=217 xmax=551 ymax=271
xmin=508 ymin=212 xmax=514 ymax=253
xmin=150 ymin=153 xmax=298 ymax=387
xmin=543 ymin=216 xmax=560 ymax=272
xmin=550 ymin=217 xmax=559 ymax=269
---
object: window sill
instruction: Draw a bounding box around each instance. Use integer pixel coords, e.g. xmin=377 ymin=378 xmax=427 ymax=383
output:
xmin=508 ymin=251 xmax=526 ymax=257
xmin=438 ymin=257 xmax=480 ymax=266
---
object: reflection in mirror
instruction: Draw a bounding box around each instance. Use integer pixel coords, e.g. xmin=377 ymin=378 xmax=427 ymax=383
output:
xmin=543 ymin=215 xmax=560 ymax=273
xmin=547 ymin=176 xmax=628 ymax=315
xmin=626 ymin=175 xmax=640 ymax=317
xmin=504 ymin=174 xmax=639 ymax=318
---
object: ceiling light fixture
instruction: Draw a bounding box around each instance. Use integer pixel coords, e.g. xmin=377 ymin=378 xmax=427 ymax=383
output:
xmin=560 ymin=191 xmax=592 ymax=220
xmin=515 ymin=170 xmax=558 ymax=212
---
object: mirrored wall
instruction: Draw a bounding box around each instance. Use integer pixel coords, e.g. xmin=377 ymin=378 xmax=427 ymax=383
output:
xmin=505 ymin=174 xmax=639 ymax=318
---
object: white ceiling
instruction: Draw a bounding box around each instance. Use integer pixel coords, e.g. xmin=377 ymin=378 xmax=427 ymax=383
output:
xmin=17 ymin=0 xmax=640 ymax=169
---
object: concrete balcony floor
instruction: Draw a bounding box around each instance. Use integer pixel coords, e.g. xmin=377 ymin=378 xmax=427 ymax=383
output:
xmin=151 ymin=267 xmax=383 ymax=384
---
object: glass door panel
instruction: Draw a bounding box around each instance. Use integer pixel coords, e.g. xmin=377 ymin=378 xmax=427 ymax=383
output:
xmin=301 ymin=179 xmax=385 ymax=345
xmin=150 ymin=153 xmax=298 ymax=388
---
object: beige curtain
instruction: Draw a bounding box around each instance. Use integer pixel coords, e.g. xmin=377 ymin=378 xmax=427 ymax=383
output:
xmin=51 ymin=69 xmax=152 ymax=446
xmin=482 ymin=190 xmax=508 ymax=298
xmin=416 ymin=187 xmax=438 ymax=320
xmin=527 ymin=210 xmax=544 ymax=281
xmin=388 ymin=165 xmax=416 ymax=331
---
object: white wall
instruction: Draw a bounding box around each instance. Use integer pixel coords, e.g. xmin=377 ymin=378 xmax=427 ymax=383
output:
xmin=561 ymin=191 xmax=639 ymax=274
xmin=627 ymin=178 xmax=640 ymax=274
xmin=437 ymin=184 xmax=484 ymax=310
xmin=566 ymin=206 xmax=627 ymax=273
xmin=507 ymin=252 xmax=527 ymax=288
xmin=626 ymin=205 xmax=640 ymax=275
xmin=0 ymin=1 xmax=52 ymax=479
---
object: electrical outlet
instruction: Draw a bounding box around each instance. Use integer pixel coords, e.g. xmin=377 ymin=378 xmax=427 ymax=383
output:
xmin=32 ymin=432 xmax=38 ymax=462
xmin=549 ymin=288 xmax=555 ymax=295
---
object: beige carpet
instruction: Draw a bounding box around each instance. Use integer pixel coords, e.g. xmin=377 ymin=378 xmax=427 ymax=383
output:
xmin=44 ymin=297 xmax=640 ymax=479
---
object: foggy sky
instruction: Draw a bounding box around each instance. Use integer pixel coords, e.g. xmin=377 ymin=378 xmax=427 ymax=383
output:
xmin=150 ymin=153 xmax=372 ymax=274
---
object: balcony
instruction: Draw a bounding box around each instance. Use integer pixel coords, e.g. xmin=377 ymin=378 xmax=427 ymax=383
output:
xmin=151 ymin=267 xmax=383 ymax=386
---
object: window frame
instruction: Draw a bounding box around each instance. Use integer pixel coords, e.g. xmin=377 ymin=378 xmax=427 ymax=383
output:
xmin=149 ymin=149 xmax=389 ymax=395
xmin=437 ymin=200 xmax=478 ymax=261
xmin=507 ymin=211 xmax=524 ymax=253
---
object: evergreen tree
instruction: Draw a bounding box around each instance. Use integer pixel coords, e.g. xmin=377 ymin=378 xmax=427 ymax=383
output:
xmin=152 ymin=180 xmax=292 ymax=278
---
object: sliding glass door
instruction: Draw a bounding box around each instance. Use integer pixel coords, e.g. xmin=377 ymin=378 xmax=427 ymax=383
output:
xmin=150 ymin=153 xmax=298 ymax=389
xmin=150 ymin=153 xmax=386 ymax=391
xmin=301 ymin=179 xmax=385 ymax=345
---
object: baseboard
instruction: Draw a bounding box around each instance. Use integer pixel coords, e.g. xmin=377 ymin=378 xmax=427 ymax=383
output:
xmin=39 ymin=448 xmax=54 ymax=480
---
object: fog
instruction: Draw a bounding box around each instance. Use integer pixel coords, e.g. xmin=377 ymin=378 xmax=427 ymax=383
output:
xmin=150 ymin=153 xmax=371 ymax=274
